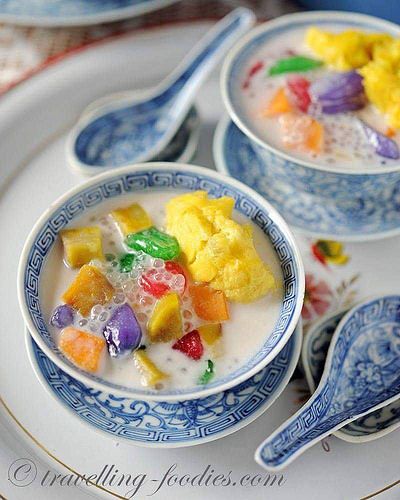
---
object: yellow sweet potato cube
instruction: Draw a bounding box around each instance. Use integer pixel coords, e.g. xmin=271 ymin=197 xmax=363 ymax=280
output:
xmin=133 ymin=350 xmax=168 ymax=386
xmin=198 ymin=323 xmax=222 ymax=345
xmin=60 ymin=226 xmax=104 ymax=268
xmin=60 ymin=327 xmax=105 ymax=373
xmin=62 ymin=264 xmax=114 ymax=316
xmin=111 ymin=203 xmax=152 ymax=236
xmin=147 ymin=292 xmax=182 ymax=342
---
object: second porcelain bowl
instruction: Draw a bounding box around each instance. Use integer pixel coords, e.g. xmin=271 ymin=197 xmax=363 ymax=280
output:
xmin=221 ymin=11 xmax=400 ymax=236
xmin=18 ymin=162 xmax=304 ymax=402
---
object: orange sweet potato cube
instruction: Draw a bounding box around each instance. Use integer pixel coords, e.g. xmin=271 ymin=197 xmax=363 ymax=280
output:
xmin=305 ymin=119 xmax=324 ymax=153
xmin=62 ymin=264 xmax=114 ymax=316
xmin=262 ymin=87 xmax=293 ymax=117
xmin=189 ymin=284 xmax=229 ymax=321
xmin=60 ymin=327 xmax=105 ymax=373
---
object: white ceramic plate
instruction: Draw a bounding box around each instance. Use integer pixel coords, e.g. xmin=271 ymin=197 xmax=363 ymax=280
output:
xmin=1 ymin=22 xmax=400 ymax=500
xmin=0 ymin=0 xmax=180 ymax=27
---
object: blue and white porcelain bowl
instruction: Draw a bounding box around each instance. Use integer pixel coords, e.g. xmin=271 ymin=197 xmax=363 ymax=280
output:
xmin=221 ymin=11 xmax=400 ymax=238
xmin=17 ymin=163 xmax=304 ymax=402
xmin=26 ymin=324 xmax=302 ymax=447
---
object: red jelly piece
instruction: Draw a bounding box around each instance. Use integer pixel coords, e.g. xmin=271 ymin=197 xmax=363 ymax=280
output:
xmin=287 ymin=76 xmax=311 ymax=112
xmin=242 ymin=61 xmax=264 ymax=89
xmin=139 ymin=269 xmax=170 ymax=298
xmin=172 ymin=330 xmax=204 ymax=360
xmin=165 ymin=261 xmax=187 ymax=290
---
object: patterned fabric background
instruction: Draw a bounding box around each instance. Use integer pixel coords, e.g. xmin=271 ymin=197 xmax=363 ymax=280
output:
xmin=0 ymin=0 xmax=299 ymax=92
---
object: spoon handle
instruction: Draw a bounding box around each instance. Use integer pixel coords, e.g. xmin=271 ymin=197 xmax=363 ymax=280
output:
xmin=255 ymin=387 xmax=341 ymax=471
xmin=161 ymin=7 xmax=255 ymax=111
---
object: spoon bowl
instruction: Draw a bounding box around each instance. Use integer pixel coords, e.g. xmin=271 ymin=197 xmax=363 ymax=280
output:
xmin=302 ymin=307 xmax=400 ymax=443
xmin=69 ymin=8 xmax=255 ymax=169
xmin=256 ymin=294 xmax=400 ymax=470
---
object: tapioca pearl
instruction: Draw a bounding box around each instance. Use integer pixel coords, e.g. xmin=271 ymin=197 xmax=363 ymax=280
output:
xmin=89 ymin=322 xmax=98 ymax=332
xmin=129 ymin=269 xmax=140 ymax=280
xmin=141 ymin=295 xmax=154 ymax=307
xmin=99 ymin=311 xmax=109 ymax=322
xmin=122 ymin=281 xmax=134 ymax=293
xmin=153 ymin=259 xmax=164 ymax=268
xmin=113 ymin=292 xmax=125 ymax=305
xmin=183 ymin=309 xmax=192 ymax=319
xmin=175 ymin=274 xmax=185 ymax=286
xmin=78 ymin=319 xmax=88 ymax=327
xmin=184 ymin=321 xmax=193 ymax=332
xmin=136 ymin=312 xmax=148 ymax=323
xmin=90 ymin=304 xmax=104 ymax=320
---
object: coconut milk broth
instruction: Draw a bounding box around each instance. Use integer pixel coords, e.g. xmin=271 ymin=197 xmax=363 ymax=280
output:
xmin=239 ymin=25 xmax=400 ymax=169
xmin=41 ymin=191 xmax=283 ymax=391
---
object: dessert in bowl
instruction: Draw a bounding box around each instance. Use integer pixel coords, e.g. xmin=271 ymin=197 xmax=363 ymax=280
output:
xmin=221 ymin=11 xmax=400 ymax=232
xmin=18 ymin=163 xmax=304 ymax=401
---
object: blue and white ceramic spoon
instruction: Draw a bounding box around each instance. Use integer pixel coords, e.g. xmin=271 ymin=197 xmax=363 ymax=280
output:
xmin=302 ymin=307 xmax=400 ymax=443
xmin=69 ymin=8 xmax=255 ymax=169
xmin=256 ymin=295 xmax=400 ymax=470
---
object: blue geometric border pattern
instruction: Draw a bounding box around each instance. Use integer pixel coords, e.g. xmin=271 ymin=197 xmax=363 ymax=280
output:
xmin=306 ymin=310 xmax=400 ymax=439
xmin=31 ymin=331 xmax=296 ymax=444
xmin=220 ymin=120 xmax=400 ymax=238
xmin=23 ymin=168 xmax=300 ymax=398
xmin=259 ymin=295 xmax=400 ymax=467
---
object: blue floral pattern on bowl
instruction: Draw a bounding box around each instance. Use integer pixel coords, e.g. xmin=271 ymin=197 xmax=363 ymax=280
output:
xmin=256 ymin=295 xmax=400 ymax=470
xmin=213 ymin=118 xmax=400 ymax=240
xmin=221 ymin=13 xmax=400 ymax=238
xmin=18 ymin=164 xmax=304 ymax=401
xmin=27 ymin=325 xmax=301 ymax=446
xmin=303 ymin=309 xmax=400 ymax=442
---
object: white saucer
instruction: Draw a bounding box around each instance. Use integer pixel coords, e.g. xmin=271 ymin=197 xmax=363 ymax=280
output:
xmin=1 ymin=21 xmax=400 ymax=500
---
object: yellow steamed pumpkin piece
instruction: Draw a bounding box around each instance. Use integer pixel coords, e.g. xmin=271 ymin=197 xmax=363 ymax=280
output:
xmin=111 ymin=203 xmax=152 ymax=235
xmin=61 ymin=226 xmax=104 ymax=268
xmin=62 ymin=264 xmax=115 ymax=316
xmin=166 ymin=191 xmax=276 ymax=303
xmin=147 ymin=292 xmax=182 ymax=342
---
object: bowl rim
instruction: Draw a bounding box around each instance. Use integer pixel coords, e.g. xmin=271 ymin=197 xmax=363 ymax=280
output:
xmin=221 ymin=10 xmax=400 ymax=176
xmin=17 ymin=162 xmax=305 ymax=402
